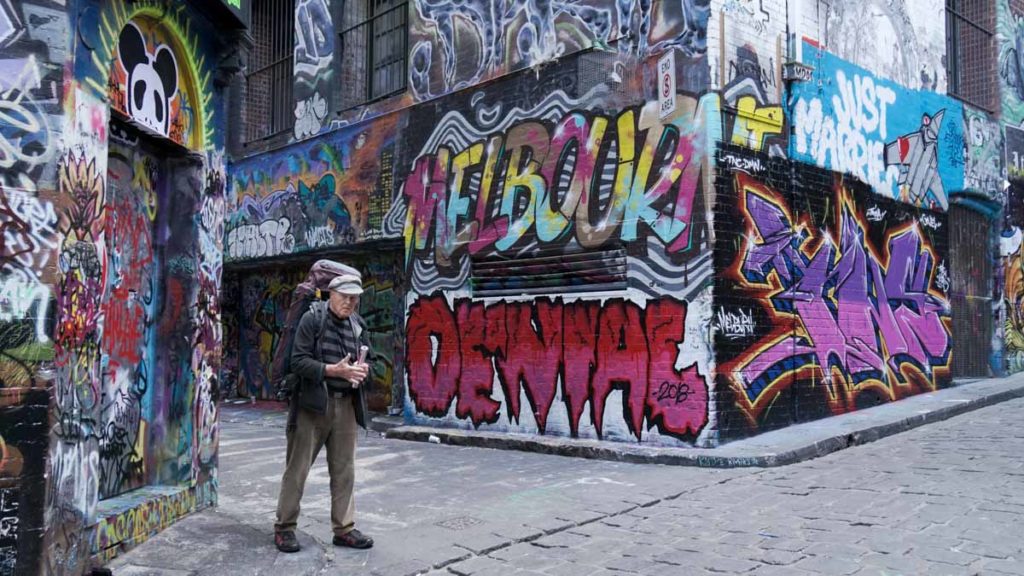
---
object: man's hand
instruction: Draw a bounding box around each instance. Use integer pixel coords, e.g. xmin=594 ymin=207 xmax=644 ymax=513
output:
xmin=325 ymin=354 xmax=369 ymax=387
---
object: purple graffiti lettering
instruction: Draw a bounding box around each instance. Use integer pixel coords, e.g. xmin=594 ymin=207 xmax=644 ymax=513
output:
xmin=736 ymin=183 xmax=950 ymax=403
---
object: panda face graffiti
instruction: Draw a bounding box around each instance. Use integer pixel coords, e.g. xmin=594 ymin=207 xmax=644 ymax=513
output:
xmin=117 ymin=22 xmax=179 ymax=137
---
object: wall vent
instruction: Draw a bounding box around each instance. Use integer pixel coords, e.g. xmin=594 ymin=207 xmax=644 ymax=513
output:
xmin=470 ymin=246 xmax=627 ymax=298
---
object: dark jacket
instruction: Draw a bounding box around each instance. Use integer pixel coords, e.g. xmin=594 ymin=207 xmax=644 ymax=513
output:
xmin=290 ymin=300 xmax=369 ymax=429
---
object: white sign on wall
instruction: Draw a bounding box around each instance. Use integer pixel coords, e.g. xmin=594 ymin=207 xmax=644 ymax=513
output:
xmin=658 ymin=51 xmax=676 ymax=119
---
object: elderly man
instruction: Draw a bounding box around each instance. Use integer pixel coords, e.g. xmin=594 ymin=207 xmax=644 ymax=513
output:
xmin=274 ymin=273 xmax=374 ymax=553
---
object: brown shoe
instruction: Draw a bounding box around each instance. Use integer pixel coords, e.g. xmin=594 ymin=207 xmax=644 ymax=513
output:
xmin=333 ymin=528 xmax=373 ymax=549
xmin=275 ymin=530 xmax=300 ymax=553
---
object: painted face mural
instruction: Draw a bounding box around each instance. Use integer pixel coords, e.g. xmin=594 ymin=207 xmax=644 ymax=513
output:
xmin=106 ymin=12 xmax=211 ymax=150
xmin=714 ymin=146 xmax=953 ymax=437
xmin=116 ymin=22 xmax=179 ymax=137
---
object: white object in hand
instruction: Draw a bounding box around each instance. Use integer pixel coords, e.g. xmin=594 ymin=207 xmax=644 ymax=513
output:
xmin=358 ymin=345 xmax=369 ymax=364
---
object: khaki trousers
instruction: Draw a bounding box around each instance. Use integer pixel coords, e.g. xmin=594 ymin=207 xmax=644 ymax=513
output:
xmin=275 ymin=395 xmax=358 ymax=537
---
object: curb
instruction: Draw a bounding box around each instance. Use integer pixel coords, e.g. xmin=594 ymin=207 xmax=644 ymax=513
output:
xmin=385 ymin=378 xmax=1024 ymax=468
xmin=368 ymin=414 xmax=404 ymax=433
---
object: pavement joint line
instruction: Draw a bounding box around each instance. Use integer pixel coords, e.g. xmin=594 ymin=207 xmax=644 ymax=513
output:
xmin=442 ymin=475 xmax=761 ymax=575
xmin=428 ymin=551 xmax=473 ymax=573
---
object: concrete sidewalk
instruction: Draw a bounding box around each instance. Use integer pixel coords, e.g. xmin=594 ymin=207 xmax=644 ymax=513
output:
xmin=105 ymin=375 xmax=1024 ymax=576
xmin=387 ymin=374 xmax=1024 ymax=467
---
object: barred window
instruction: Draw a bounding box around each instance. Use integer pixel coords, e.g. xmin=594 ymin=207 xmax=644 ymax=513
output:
xmin=946 ymin=0 xmax=996 ymax=111
xmin=338 ymin=0 xmax=408 ymax=110
xmin=243 ymin=0 xmax=295 ymax=144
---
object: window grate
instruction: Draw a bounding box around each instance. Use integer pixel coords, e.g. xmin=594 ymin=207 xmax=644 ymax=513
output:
xmin=946 ymin=0 xmax=996 ymax=112
xmin=470 ymin=247 xmax=628 ymax=299
xmin=243 ymin=0 xmax=296 ymax=144
xmin=339 ymin=0 xmax=408 ymax=110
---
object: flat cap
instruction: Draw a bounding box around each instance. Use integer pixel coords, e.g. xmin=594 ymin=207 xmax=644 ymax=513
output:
xmin=328 ymin=274 xmax=363 ymax=295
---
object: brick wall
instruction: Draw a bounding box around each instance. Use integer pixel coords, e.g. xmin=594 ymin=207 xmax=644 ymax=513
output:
xmin=713 ymin=144 xmax=953 ymax=441
xmin=709 ymin=0 xmax=787 ymax=155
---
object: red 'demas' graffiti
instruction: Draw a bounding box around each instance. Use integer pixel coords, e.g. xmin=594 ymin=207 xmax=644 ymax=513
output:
xmin=406 ymin=295 xmax=708 ymax=440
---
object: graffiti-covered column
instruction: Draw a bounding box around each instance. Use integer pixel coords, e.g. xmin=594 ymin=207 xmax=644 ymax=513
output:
xmin=1 ymin=1 xmax=68 ymax=574
xmin=46 ymin=86 xmax=110 ymax=576
xmin=998 ymin=0 xmax=1024 ymax=375
xmin=39 ymin=1 xmax=233 ymax=570
xmin=193 ymin=156 xmax=225 ymax=488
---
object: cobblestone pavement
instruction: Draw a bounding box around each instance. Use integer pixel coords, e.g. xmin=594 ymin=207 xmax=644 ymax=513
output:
xmin=110 ymin=397 xmax=1024 ymax=575
xmin=439 ymin=397 xmax=1024 ymax=576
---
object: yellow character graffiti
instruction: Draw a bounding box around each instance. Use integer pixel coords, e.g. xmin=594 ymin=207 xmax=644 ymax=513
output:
xmin=731 ymin=95 xmax=783 ymax=151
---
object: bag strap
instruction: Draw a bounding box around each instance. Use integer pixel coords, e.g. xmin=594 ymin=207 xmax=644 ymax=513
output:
xmin=314 ymin=303 xmax=329 ymax=360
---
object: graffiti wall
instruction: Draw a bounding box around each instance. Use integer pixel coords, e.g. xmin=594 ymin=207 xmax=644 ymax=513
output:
xmin=1000 ymin=0 xmax=1024 ymax=375
xmin=0 ymin=0 xmax=64 ymax=196
xmin=818 ymin=0 xmax=946 ymax=92
xmin=225 ymin=254 xmax=403 ymax=411
xmin=1002 ymin=181 xmax=1024 ymax=373
xmin=714 ymin=145 xmax=953 ymax=439
xmin=963 ymin=105 xmax=1005 ymax=198
xmin=408 ymin=0 xmax=711 ymax=102
xmin=235 ymin=268 xmax=304 ymax=399
xmin=792 ymin=40 xmax=964 ymax=210
xmin=710 ymin=0 xmax=786 ymax=155
xmin=98 ymin=138 xmax=161 ymax=501
xmin=35 ymin=1 xmax=230 ymax=572
xmin=1000 ymin=0 xmax=1024 ymax=130
xmin=1 ymin=1 xmax=66 ymax=573
xmin=293 ymin=0 xmax=333 ymax=139
xmin=397 ymin=58 xmax=717 ymax=444
xmin=228 ymin=115 xmax=402 ymax=261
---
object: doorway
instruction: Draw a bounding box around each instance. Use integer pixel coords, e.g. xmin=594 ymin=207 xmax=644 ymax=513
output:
xmin=97 ymin=123 xmax=166 ymax=499
xmin=949 ymin=205 xmax=993 ymax=378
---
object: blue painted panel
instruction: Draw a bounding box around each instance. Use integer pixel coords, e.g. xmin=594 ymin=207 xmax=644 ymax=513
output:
xmin=791 ymin=40 xmax=964 ymax=210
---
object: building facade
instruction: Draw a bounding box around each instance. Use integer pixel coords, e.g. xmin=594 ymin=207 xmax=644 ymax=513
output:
xmin=225 ymin=0 xmax=1009 ymax=450
xmin=1 ymin=0 xmax=246 ymax=573
xmin=0 ymin=0 xmax=1016 ymax=573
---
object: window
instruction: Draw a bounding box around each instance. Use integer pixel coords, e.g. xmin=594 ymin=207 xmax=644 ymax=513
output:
xmin=946 ymin=0 xmax=996 ymax=111
xmin=338 ymin=0 xmax=408 ymax=110
xmin=243 ymin=0 xmax=295 ymax=143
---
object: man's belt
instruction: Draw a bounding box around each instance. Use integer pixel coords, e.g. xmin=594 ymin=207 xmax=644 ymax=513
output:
xmin=327 ymin=388 xmax=354 ymax=398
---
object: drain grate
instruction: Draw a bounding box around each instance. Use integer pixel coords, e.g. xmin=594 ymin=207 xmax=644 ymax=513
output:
xmin=435 ymin=515 xmax=483 ymax=531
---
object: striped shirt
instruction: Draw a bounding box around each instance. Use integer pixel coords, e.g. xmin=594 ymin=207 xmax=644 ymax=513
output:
xmin=322 ymin=311 xmax=359 ymax=393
